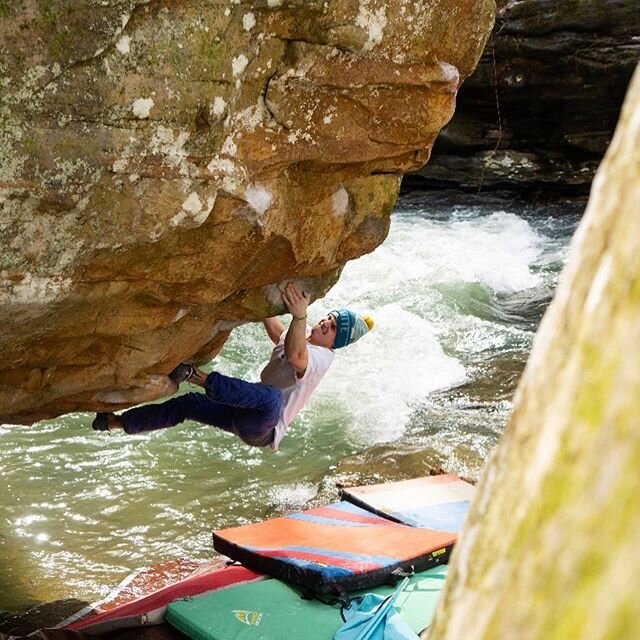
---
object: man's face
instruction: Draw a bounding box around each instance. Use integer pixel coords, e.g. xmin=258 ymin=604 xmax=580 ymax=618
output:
xmin=309 ymin=313 xmax=337 ymax=348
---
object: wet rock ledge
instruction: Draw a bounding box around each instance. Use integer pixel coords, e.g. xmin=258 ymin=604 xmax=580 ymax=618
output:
xmin=409 ymin=0 xmax=640 ymax=194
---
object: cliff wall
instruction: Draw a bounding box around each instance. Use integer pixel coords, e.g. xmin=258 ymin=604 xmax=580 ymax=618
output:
xmin=413 ymin=0 xmax=640 ymax=193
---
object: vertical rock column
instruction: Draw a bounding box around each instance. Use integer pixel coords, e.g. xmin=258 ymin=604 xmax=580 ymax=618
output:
xmin=427 ymin=64 xmax=640 ymax=640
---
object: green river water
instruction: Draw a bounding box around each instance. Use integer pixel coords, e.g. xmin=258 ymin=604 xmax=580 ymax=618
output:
xmin=0 ymin=192 xmax=582 ymax=624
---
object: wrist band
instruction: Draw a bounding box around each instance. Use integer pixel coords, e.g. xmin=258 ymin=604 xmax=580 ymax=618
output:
xmin=292 ymin=315 xmax=307 ymax=321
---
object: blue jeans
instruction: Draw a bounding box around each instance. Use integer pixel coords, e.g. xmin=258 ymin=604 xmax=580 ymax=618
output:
xmin=119 ymin=372 xmax=282 ymax=447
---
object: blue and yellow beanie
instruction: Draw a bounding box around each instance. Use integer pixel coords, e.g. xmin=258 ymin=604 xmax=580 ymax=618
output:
xmin=330 ymin=309 xmax=374 ymax=349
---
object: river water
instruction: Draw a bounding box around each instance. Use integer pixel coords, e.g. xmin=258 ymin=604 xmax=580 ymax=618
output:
xmin=0 ymin=192 xmax=582 ymax=616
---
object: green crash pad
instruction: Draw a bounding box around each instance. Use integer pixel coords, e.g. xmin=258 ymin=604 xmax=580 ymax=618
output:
xmin=166 ymin=565 xmax=447 ymax=640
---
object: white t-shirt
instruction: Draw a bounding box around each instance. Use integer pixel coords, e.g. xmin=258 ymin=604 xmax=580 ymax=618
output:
xmin=260 ymin=332 xmax=334 ymax=451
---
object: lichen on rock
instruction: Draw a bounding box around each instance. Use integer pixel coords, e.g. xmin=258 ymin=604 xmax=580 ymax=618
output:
xmin=0 ymin=0 xmax=495 ymax=424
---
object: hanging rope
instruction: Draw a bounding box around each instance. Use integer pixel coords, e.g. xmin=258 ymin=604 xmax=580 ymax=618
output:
xmin=477 ymin=36 xmax=504 ymax=194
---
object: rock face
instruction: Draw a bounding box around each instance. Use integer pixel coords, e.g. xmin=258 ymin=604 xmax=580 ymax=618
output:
xmin=411 ymin=0 xmax=640 ymax=192
xmin=0 ymin=0 xmax=495 ymax=424
xmin=427 ymin=64 xmax=640 ymax=640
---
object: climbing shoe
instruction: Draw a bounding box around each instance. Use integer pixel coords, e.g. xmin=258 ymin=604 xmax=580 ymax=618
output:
xmin=92 ymin=412 xmax=114 ymax=431
xmin=169 ymin=363 xmax=197 ymax=384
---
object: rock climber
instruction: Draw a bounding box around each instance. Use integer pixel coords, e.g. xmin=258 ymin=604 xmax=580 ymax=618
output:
xmin=92 ymin=282 xmax=373 ymax=450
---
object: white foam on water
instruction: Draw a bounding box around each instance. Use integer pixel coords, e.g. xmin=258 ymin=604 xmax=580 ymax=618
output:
xmin=268 ymin=483 xmax=317 ymax=511
xmin=303 ymin=209 xmax=549 ymax=444
xmin=309 ymin=303 xmax=466 ymax=445
xmin=373 ymin=211 xmax=543 ymax=295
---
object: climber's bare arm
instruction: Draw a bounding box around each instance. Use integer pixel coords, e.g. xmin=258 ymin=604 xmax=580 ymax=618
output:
xmin=263 ymin=317 xmax=285 ymax=345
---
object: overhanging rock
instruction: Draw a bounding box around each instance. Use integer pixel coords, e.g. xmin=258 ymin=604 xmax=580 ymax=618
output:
xmin=0 ymin=0 xmax=495 ymax=424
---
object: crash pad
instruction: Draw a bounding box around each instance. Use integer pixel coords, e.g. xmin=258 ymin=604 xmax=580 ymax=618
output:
xmin=166 ymin=565 xmax=448 ymax=640
xmin=64 ymin=565 xmax=263 ymax=634
xmin=213 ymin=501 xmax=454 ymax=594
xmin=342 ymin=474 xmax=475 ymax=532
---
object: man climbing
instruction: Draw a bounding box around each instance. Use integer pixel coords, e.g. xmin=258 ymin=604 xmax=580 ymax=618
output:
xmin=91 ymin=282 xmax=373 ymax=451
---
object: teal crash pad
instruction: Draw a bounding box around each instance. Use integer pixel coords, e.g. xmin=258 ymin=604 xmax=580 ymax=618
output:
xmin=166 ymin=565 xmax=447 ymax=640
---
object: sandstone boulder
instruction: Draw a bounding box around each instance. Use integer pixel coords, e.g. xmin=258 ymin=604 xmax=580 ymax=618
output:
xmin=0 ymin=0 xmax=495 ymax=423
